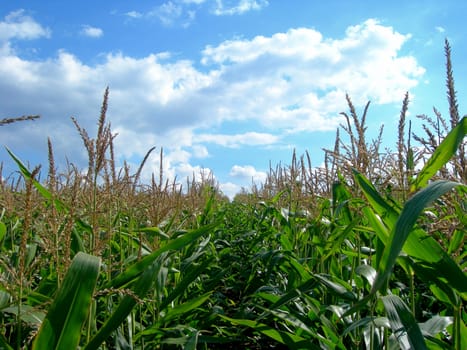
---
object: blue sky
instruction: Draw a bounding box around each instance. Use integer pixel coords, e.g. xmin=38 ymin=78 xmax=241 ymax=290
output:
xmin=0 ymin=0 xmax=466 ymax=198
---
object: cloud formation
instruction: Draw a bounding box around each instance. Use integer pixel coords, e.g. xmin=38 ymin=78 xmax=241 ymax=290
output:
xmin=0 ymin=9 xmax=50 ymax=41
xmin=197 ymin=132 xmax=279 ymax=148
xmin=150 ymin=2 xmax=191 ymax=27
xmin=81 ymin=25 xmax=103 ymax=38
xmin=124 ymin=0 xmax=268 ymax=27
xmin=230 ymin=165 xmax=267 ymax=183
xmin=213 ymin=0 xmax=269 ymax=15
xmin=0 ymin=11 xmax=424 ymax=198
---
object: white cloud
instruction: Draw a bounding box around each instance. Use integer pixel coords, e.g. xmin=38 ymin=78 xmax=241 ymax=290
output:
xmin=148 ymin=1 xmax=196 ymax=27
xmin=201 ymin=19 xmax=424 ymax=128
xmin=201 ymin=27 xmax=324 ymax=64
xmin=0 ymin=9 xmax=50 ymax=41
xmin=192 ymin=145 xmax=210 ymax=158
xmin=182 ymin=0 xmax=207 ymax=4
xmin=125 ymin=11 xmax=143 ymax=19
xmin=213 ymin=0 xmax=269 ymax=15
xmin=81 ymin=25 xmax=103 ymax=38
xmin=153 ymin=1 xmax=183 ymax=26
xmin=435 ymin=26 xmax=445 ymax=33
xmin=219 ymin=182 xmax=241 ymax=199
xmin=0 ymin=14 xmax=425 ymax=197
xmin=230 ymin=165 xmax=267 ymax=183
xmin=197 ymin=132 xmax=279 ymax=148
xmin=126 ymin=0 xmax=266 ymax=26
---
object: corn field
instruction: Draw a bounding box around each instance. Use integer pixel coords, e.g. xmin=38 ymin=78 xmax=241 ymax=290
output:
xmin=0 ymin=40 xmax=465 ymax=349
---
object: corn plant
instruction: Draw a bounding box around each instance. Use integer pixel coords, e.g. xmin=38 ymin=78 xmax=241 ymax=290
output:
xmin=0 ymin=41 xmax=465 ymax=349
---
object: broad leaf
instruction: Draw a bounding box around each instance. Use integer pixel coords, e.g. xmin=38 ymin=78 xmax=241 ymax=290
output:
xmin=411 ymin=116 xmax=466 ymax=191
xmin=381 ymin=295 xmax=428 ymax=350
xmin=33 ymin=252 xmax=100 ymax=350
xmin=85 ymin=257 xmax=161 ymax=350
xmin=219 ymin=315 xmax=312 ymax=349
xmin=107 ymin=222 xmax=217 ymax=289
xmin=372 ymin=181 xmax=465 ymax=295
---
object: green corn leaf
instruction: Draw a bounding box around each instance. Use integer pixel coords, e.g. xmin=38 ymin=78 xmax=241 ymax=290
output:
xmin=0 ymin=333 xmax=13 ymax=350
xmin=280 ymin=234 xmax=293 ymax=251
xmin=106 ymin=222 xmax=217 ymax=289
xmin=448 ymin=229 xmax=464 ymax=255
xmin=0 ymin=291 xmax=10 ymax=309
xmin=2 ymin=305 xmax=45 ymax=325
xmin=381 ymin=295 xmax=428 ymax=350
xmin=332 ymin=180 xmax=352 ymax=224
xmin=372 ymin=180 xmax=465 ymax=295
xmin=160 ymin=258 xmax=213 ymax=311
xmin=261 ymin=307 xmax=334 ymax=348
xmin=419 ymin=316 xmax=453 ymax=338
xmin=218 ymin=315 xmax=311 ymax=349
xmin=343 ymin=316 xmax=390 ymax=336
xmin=361 ymin=206 xmax=389 ymax=267
xmin=411 ymin=262 xmax=461 ymax=306
xmin=33 ymin=252 xmax=100 ymax=350
xmin=269 ymin=278 xmax=318 ymax=310
xmin=6 ymin=147 xmax=67 ymax=212
xmin=6 ymin=147 xmax=93 ymax=250
xmin=135 ymin=226 xmax=170 ymax=240
xmin=0 ymin=221 xmax=6 ymax=244
xmin=185 ymin=331 xmax=200 ymax=350
xmin=85 ymin=258 xmax=161 ymax=350
xmin=163 ymin=292 xmax=212 ymax=322
xmin=356 ymin=264 xmax=377 ymax=289
xmin=321 ymin=220 xmax=357 ymax=262
xmin=353 ymin=169 xmax=400 ymax=229
xmin=315 ymin=274 xmax=357 ymax=301
xmin=283 ymin=255 xmax=313 ymax=281
xmin=348 ymin=177 xmax=467 ymax=319
xmin=411 ymin=116 xmax=466 ymax=192
xmin=362 ymin=207 xmax=390 ymax=244
xmin=355 ymin=170 xmax=466 ymax=296
xmin=459 ymin=315 xmax=467 ymax=350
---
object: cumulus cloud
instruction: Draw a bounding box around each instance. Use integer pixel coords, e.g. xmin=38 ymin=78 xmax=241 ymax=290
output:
xmin=198 ymin=18 xmax=424 ymax=132
xmin=226 ymin=164 xmax=268 ymax=197
xmin=230 ymin=165 xmax=267 ymax=183
xmin=0 ymin=9 xmax=50 ymax=42
xmin=219 ymin=182 xmax=241 ymax=199
xmin=192 ymin=145 xmax=210 ymax=158
xmin=0 ymin=12 xmax=425 ymax=196
xmin=81 ymin=25 xmax=103 ymax=38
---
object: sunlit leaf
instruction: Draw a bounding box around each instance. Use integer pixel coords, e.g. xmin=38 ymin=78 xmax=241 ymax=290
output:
xmin=33 ymin=252 xmax=100 ymax=350
xmin=85 ymin=256 xmax=162 ymax=350
xmin=372 ymin=181 xmax=465 ymax=295
xmin=411 ymin=116 xmax=466 ymax=191
xmin=107 ymin=222 xmax=218 ymax=289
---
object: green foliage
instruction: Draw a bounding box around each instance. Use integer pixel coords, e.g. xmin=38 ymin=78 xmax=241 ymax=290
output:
xmin=411 ymin=116 xmax=467 ymax=191
xmin=381 ymin=295 xmax=428 ymax=350
xmin=0 ymin=42 xmax=465 ymax=349
xmin=33 ymin=252 xmax=100 ymax=350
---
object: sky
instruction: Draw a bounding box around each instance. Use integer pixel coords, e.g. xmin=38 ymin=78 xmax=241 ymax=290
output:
xmin=0 ymin=0 xmax=466 ymax=199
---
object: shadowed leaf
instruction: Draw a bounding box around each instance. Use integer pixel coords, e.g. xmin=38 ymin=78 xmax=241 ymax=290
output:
xmin=381 ymin=295 xmax=428 ymax=350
